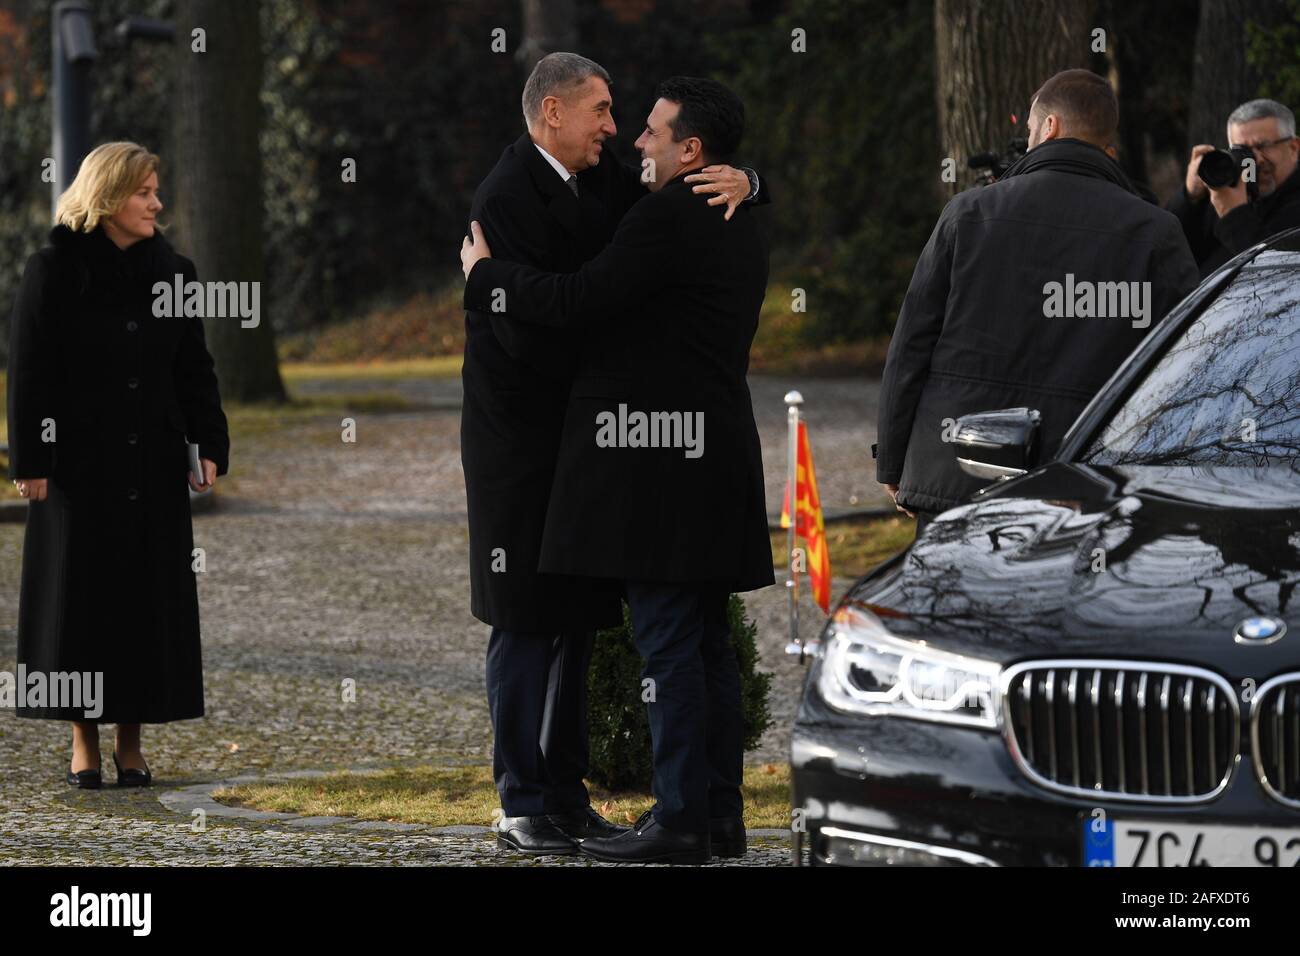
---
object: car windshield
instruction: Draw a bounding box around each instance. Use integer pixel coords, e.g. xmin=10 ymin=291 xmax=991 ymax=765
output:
xmin=1082 ymin=243 xmax=1300 ymax=468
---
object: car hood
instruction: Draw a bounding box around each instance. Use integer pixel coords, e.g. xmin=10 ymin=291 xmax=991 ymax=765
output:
xmin=841 ymin=463 xmax=1300 ymax=680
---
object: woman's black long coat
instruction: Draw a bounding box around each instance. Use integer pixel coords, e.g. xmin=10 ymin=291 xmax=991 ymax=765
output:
xmin=7 ymin=224 xmax=230 ymax=723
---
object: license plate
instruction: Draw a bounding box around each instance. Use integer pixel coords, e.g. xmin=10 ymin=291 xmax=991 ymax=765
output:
xmin=1083 ymin=818 xmax=1300 ymax=866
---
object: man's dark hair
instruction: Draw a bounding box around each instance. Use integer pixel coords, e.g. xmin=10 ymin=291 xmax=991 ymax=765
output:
xmin=653 ymin=76 xmax=745 ymax=162
xmin=1031 ymin=69 xmax=1118 ymax=146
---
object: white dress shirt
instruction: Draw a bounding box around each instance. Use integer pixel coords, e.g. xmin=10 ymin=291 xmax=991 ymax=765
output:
xmin=533 ymin=143 xmax=574 ymax=185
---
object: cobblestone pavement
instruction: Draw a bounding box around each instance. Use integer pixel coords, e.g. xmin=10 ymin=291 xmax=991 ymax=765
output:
xmin=0 ymin=372 xmax=879 ymax=866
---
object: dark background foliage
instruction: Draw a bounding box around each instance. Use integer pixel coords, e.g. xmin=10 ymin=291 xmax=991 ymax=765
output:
xmin=1250 ymin=0 xmax=1300 ymax=103
xmin=3 ymin=0 xmax=1297 ymax=354
xmin=717 ymin=0 xmax=941 ymax=346
xmin=2 ymin=0 xmax=172 ymax=354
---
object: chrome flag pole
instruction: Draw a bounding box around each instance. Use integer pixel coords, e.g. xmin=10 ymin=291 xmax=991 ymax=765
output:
xmin=784 ymin=389 xmax=805 ymax=869
xmin=784 ymin=389 xmax=803 ymax=662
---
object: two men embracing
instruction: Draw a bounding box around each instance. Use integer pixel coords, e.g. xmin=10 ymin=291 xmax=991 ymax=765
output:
xmin=458 ymin=52 xmax=772 ymax=865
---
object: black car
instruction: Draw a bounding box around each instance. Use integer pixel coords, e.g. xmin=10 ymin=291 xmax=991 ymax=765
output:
xmin=791 ymin=229 xmax=1300 ymax=867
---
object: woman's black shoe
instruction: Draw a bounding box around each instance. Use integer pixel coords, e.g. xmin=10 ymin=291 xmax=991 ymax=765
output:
xmin=112 ymin=751 xmax=152 ymax=788
xmin=66 ymin=766 xmax=102 ymax=789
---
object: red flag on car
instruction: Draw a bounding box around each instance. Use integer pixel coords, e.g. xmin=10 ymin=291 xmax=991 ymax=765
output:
xmin=780 ymin=421 xmax=831 ymax=613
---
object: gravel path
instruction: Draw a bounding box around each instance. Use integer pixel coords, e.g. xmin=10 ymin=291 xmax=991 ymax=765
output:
xmin=0 ymin=372 xmax=880 ymax=866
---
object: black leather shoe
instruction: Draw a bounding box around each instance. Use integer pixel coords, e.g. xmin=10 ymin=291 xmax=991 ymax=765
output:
xmin=710 ymin=816 xmax=746 ymax=858
xmin=66 ymin=766 xmax=102 ymax=789
xmin=579 ymin=811 xmax=710 ymax=865
xmin=547 ymin=805 xmax=631 ymax=842
xmin=496 ymin=815 xmax=579 ymax=856
xmin=112 ymin=751 xmax=151 ymax=788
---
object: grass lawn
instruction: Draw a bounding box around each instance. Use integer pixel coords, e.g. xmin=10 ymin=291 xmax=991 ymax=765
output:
xmin=222 ymin=390 xmax=425 ymax=441
xmin=750 ymin=290 xmax=891 ymax=376
xmin=277 ymin=287 xmax=465 ymax=364
xmin=771 ymin=513 xmax=915 ymax=580
xmin=274 ymin=276 xmax=888 ymax=376
xmin=0 ymin=454 xmax=15 ymax=498
xmin=0 ymin=367 xmax=432 ymax=450
xmin=280 ymin=355 xmax=461 ymax=381
xmin=213 ymin=762 xmax=793 ymax=830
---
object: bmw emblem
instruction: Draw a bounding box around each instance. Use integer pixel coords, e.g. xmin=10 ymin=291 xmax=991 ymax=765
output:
xmin=1233 ymin=617 xmax=1287 ymax=646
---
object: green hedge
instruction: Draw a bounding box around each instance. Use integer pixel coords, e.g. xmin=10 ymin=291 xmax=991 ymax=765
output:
xmin=586 ymin=594 xmax=772 ymax=791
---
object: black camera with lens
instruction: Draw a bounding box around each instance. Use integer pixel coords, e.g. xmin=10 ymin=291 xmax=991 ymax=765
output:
xmin=1197 ymin=145 xmax=1258 ymax=198
xmin=969 ymin=137 xmax=1029 ymax=186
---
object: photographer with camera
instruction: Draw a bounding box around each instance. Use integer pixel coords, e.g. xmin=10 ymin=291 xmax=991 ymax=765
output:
xmin=1169 ymin=99 xmax=1300 ymax=277
xmin=876 ymin=69 xmax=1199 ymax=530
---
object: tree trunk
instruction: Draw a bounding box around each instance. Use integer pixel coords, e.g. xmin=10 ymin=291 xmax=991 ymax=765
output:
xmin=516 ymin=0 xmax=577 ymax=72
xmin=1188 ymin=0 xmax=1287 ymax=147
xmin=172 ymin=0 xmax=285 ymax=404
xmin=935 ymin=0 xmax=1096 ymax=192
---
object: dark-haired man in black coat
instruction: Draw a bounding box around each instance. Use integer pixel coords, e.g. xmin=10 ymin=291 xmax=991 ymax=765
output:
xmin=461 ymin=53 xmax=763 ymax=856
xmin=463 ymin=76 xmax=772 ymax=864
xmin=876 ymin=69 xmax=1199 ymax=528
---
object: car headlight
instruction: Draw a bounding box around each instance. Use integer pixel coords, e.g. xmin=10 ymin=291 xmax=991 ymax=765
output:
xmin=818 ymin=605 xmax=1001 ymax=729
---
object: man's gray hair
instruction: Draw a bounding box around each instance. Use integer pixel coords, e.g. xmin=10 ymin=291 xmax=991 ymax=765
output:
xmin=1227 ymin=98 xmax=1296 ymax=138
xmin=521 ymin=52 xmax=610 ymax=129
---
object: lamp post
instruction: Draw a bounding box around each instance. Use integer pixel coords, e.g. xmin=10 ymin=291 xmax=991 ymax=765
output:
xmin=50 ymin=0 xmax=97 ymax=214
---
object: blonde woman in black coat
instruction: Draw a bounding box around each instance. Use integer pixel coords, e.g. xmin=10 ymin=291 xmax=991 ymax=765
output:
xmin=7 ymin=141 xmax=229 ymax=788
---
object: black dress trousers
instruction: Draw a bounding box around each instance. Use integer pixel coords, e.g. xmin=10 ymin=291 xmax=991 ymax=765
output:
xmin=486 ymin=627 xmax=595 ymax=816
xmin=623 ymin=582 xmax=745 ymax=833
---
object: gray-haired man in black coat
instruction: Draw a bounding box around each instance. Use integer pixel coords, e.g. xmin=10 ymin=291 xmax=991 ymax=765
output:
xmin=1167 ymin=98 xmax=1300 ymax=278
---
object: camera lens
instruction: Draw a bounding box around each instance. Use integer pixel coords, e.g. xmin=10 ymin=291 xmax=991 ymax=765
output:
xmin=1197 ymin=149 xmax=1240 ymax=189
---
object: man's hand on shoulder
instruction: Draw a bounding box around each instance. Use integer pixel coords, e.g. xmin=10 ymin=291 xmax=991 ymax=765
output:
xmin=460 ymin=220 xmax=492 ymax=280
xmin=683 ymin=164 xmax=754 ymax=221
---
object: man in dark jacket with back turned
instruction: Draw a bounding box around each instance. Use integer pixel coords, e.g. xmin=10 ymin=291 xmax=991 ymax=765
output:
xmin=461 ymin=53 xmax=762 ymax=856
xmin=876 ymin=69 xmax=1199 ymax=526
xmin=463 ymin=77 xmax=772 ymax=864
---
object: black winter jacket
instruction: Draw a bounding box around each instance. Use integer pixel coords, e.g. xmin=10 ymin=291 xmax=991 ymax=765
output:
xmin=876 ymin=139 xmax=1199 ymax=515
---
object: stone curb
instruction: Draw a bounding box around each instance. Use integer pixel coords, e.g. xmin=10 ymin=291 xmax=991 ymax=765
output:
xmin=157 ymin=768 xmax=791 ymax=841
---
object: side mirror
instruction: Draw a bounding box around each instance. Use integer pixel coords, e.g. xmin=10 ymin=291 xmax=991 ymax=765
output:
xmin=953 ymin=407 xmax=1041 ymax=480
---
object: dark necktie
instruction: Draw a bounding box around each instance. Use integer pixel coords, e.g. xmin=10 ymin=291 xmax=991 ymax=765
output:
xmin=566 ymin=175 xmax=579 ymax=198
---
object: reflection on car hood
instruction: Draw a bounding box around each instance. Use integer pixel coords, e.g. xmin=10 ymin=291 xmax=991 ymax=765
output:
xmin=1107 ymin=464 xmax=1300 ymax=509
xmin=843 ymin=463 xmax=1300 ymax=679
